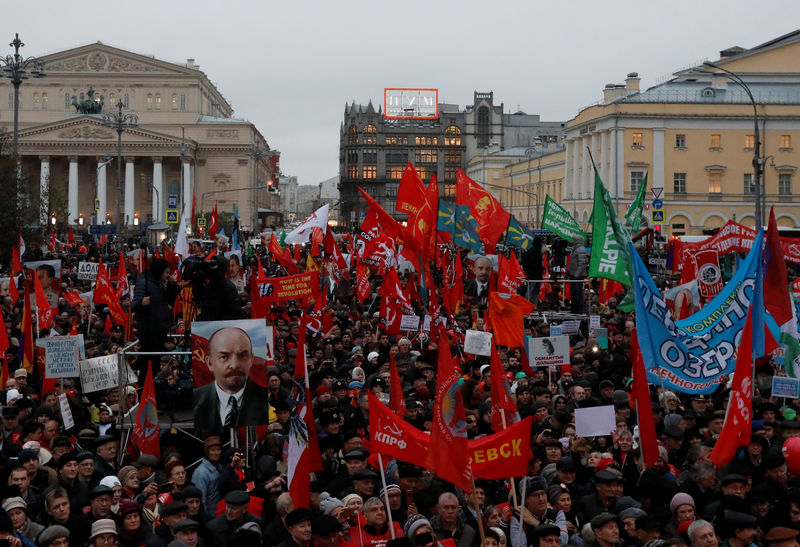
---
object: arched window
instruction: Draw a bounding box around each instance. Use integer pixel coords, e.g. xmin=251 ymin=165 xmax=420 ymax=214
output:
xmin=32 ymin=92 xmax=39 ymax=110
xmin=124 ymin=93 xmax=130 ymax=108
xmin=146 ymin=93 xmax=153 ymax=110
xmin=155 ymin=94 xmax=162 ymax=110
xmin=347 ymin=125 xmax=358 ymax=145
xmin=171 ymin=94 xmax=178 ymax=110
xmin=363 ymin=124 xmax=377 ymax=144
xmin=444 ymin=125 xmax=462 ymax=146
xmin=41 ymin=92 xmax=47 ymax=110
xmin=108 ymin=92 xmax=116 ymax=106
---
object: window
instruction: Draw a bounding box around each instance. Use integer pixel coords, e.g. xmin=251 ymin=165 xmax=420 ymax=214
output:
xmin=171 ymin=94 xmax=178 ymax=110
xmin=708 ymin=173 xmax=722 ymax=193
xmin=673 ymin=173 xmax=686 ymax=193
xmin=347 ymin=150 xmax=358 ymax=164
xmin=445 ymin=125 xmax=462 ymax=146
xmin=64 ymin=93 xmax=70 ymax=109
xmin=445 ymin=167 xmax=458 ymax=181
xmin=779 ymin=173 xmax=792 ymax=195
xmin=155 ymin=94 xmax=162 ymax=110
xmin=362 ymin=166 xmax=377 ymax=179
xmin=675 ymin=134 xmax=686 ymax=148
xmin=744 ymin=173 xmax=756 ymax=194
xmin=745 ymin=134 xmax=754 ymax=149
xmin=477 ymin=106 xmax=490 ymax=147
xmin=385 ymin=136 xmax=408 ymax=145
xmin=347 ymin=166 xmax=358 ymax=179
xmin=347 ymin=125 xmax=358 ymax=145
xmin=364 ymin=124 xmax=377 ymax=145
xmin=632 ymin=132 xmax=643 ymax=146
xmin=672 ymin=223 xmax=686 ymax=229
xmin=32 ymin=93 xmax=39 ymax=110
xmin=781 ymin=135 xmax=792 ymax=149
xmin=180 ymin=94 xmax=186 ymax=110
xmin=415 ymin=149 xmax=437 ymax=164
xmin=41 ymin=92 xmax=47 ymax=110
xmin=8 ymin=92 xmax=12 ymax=109
xmin=710 ymin=134 xmax=721 ymax=148
xmin=415 ymin=136 xmax=438 ymax=146
xmin=444 ymin=151 xmax=461 ymax=164
xmin=108 ymin=92 xmax=116 ymax=106
xmin=416 ymin=166 xmax=429 ymax=181
xmin=386 ymin=166 xmax=404 ymax=180
xmin=363 ymin=148 xmax=377 ymax=163
xmin=630 ymin=171 xmax=644 ymax=193
xmin=124 ymin=93 xmax=130 ymax=108
xmin=444 ymin=183 xmax=456 ymax=197
xmin=386 ymin=149 xmax=408 ymax=164
xmin=146 ymin=93 xmax=153 ymax=110
xmin=385 ymin=183 xmax=399 ymax=199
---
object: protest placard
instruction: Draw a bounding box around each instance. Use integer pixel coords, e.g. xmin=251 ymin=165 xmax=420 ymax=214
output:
xmin=560 ymin=320 xmax=581 ymax=335
xmin=58 ymin=393 xmax=75 ymax=430
xmin=79 ymin=354 xmax=137 ymax=393
xmin=529 ymin=335 xmax=569 ymax=367
xmin=549 ymin=325 xmax=562 ymax=336
xmin=575 ymin=405 xmax=616 ymax=437
xmin=772 ymin=376 xmax=800 ymax=399
xmin=590 ymin=315 xmax=601 ymax=330
xmin=44 ymin=335 xmax=82 ymax=378
xmin=77 ymin=261 xmax=99 ymax=281
xmin=464 ymin=330 xmax=492 ymax=357
xmin=400 ymin=314 xmax=420 ymax=331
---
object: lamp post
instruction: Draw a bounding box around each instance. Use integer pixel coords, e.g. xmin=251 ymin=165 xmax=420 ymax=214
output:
xmin=0 ymin=33 xmax=45 ymax=226
xmin=247 ymin=143 xmax=270 ymax=230
xmin=101 ymin=101 xmax=138 ymax=230
xmin=703 ymin=62 xmax=763 ymax=229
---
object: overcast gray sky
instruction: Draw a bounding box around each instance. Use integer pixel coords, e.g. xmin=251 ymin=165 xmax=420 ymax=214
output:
xmin=10 ymin=1 xmax=800 ymax=186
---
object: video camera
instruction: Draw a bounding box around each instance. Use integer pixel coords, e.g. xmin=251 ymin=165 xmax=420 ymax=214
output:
xmin=181 ymin=255 xmax=215 ymax=285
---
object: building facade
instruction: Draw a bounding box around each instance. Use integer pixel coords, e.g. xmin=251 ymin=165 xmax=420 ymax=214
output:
xmin=564 ymin=31 xmax=800 ymax=235
xmin=338 ymin=92 xmax=564 ymax=226
xmin=0 ymin=42 xmax=280 ymax=233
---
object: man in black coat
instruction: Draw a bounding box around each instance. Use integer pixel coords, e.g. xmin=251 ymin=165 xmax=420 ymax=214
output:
xmin=207 ymin=490 xmax=264 ymax=547
xmin=193 ymin=327 xmax=269 ymax=433
xmin=131 ymin=257 xmax=178 ymax=378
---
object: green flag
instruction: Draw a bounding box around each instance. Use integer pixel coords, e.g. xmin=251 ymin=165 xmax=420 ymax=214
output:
xmin=279 ymin=230 xmax=287 ymax=248
xmin=588 ymin=166 xmax=633 ymax=286
xmin=541 ymin=195 xmax=587 ymax=242
xmin=624 ymin=172 xmax=647 ymax=235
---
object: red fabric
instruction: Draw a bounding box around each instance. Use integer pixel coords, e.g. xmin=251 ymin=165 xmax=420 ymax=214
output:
xmin=67 ymin=228 xmax=75 ymax=245
xmin=427 ymin=330 xmax=472 ymax=492
xmin=0 ymin=310 xmax=9 ymax=360
xmin=389 ymin=353 xmax=406 ymax=418
xmin=208 ymin=204 xmax=218 ymax=240
xmin=408 ymin=175 xmax=439 ymax=259
xmin=63 ymin=291 xmax=83 ymax=308
xmin=33 ymin=273 xmax=55 ymax=331
xmin=356 ymin=262 xmax=370 ymax=302
xmin=8 ymin=276 xmax=19 ymax=303
xmin=457 ymin=169 xmax=510 ymax=254
xmin=497 ymin=253 xmax=525 ymax=294
xmin=490 ymin=343 xmax=520 ymax=432
xmin=354 ymin=522 xmax=403 ymax=546
xmin=469 ymin=417 xmax=532 ymax=479
xmin=20 ymin=293 xmax=33 ymax=373
xmin=132 ymin=366 xmax=160 ymax=458
xmin=204 ymin=248 xmax=217 ymax=262
xmin=103 ymin=315 xmax=112 ymax=334
xmin=116 ymin=251 xmax=129 ymax=299
xmin=293 ymin=244 xmax=301 ymax=264
xmin=711 ymin=310 xmax=754 ymax=468
xmin=765 ymin=208 xmax=793 ymax=325
xmin=269 ymin=234 xmax=298 ymax=274
xmin=93 ymin=261 xmax=128 ymax=325
xmin=11 ymin=247 xmax=21 ymax=276
xmin=324 ymin=226 xmax=347 ymax=281
xmin=488 ymin=292 xmax=535 ymax=348
xmin=631 ymin=331 xmax=658 ymax=468
xmin=368 ymin=392 xmax=429 ymax=467
xmin=396 ymin=162 xmax=427 ymax=216
xmin=69 ymin=320 xmax=78 ymax=335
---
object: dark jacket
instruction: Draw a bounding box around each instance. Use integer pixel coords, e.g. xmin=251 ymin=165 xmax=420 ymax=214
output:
xmin=206 ymin=513 xmax=264 ymax=547
xmin=132 ymin=272 xmax=177 ymax=335
xmin=193 ymin=380 xmax=270 ymax=433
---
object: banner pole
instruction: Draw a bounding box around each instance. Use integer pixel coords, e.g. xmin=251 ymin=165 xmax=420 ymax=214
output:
xmin=517 ymin=478 xmax=527 ymax=547
xmin=377 ymin=453 xmax=395 ymax=539
xmin=471 ymin=475 xmax=486 ymax=544
xmin=501 ymin=409 xmax=520 ymax=512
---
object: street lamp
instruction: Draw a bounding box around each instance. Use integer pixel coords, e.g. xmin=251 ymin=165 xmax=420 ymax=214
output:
xmin=703 ymin=62 xmax=763 ymax=229
xmin=247 ymin=143 xmax=270 ymax=230
xmin=101 ymin=101 xmax=138 ymax=230
xmin=0 ymin=34 xmax=45 ymax=157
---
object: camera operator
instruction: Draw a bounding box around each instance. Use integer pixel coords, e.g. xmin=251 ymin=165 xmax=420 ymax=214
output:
xmin=191 ymin=255 xmax=243 ymax=321
xmin=132 ymin=257 xmax=179 ymax=377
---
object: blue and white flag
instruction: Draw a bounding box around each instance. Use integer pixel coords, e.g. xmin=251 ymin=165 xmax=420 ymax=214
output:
xmin=632 ymin=230 xmax=764 ymax=394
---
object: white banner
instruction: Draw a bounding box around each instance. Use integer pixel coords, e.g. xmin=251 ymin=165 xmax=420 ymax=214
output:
xmin=79 ymin=354 xmax=137 ymax=394
xmin=285 ymin=204 xmax=329 ymax=244
xmin=44 ymin=335 xmax=83 ymax=378
xmin=528 ymin=336 xmax=570 ymax=367
xmin=464 ymin=329 xmax=492 ymax=357
xmin=59 ymin=393 xmax=75 ymax=430
xmin=77 ymin=261 xmax=99 ymax=281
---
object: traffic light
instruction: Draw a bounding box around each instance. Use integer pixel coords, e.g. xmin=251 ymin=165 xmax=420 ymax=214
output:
xmin=653 ymin=225 xmax=667 ymax=244
xmin=267 ymin=180 xmax=276 ymax=193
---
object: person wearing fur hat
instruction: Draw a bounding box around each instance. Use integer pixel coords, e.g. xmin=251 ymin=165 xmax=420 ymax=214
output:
xmin=116 ymin=499 xmax=152 ymax=547
xmin=277 ymin=507 xmax=312 ymax=547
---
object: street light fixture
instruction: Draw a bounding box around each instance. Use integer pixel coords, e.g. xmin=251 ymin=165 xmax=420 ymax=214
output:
xmin=247 ymin=143 xmax=271 ymax=230
xmin=0 ymin=34 xmax=45 ymax=158
xmin=703 ymin=61 xmax=764 ymax=229
xmin=101 ymin=101 xmax=138 ymax=230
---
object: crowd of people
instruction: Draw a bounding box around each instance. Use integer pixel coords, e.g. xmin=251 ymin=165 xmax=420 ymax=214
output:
xmin=0 ymin=228 xmax=795 ymax=547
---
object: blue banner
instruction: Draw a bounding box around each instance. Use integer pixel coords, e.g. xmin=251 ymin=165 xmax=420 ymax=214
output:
xmin=632 ymin=230 xmax=764 ymax=394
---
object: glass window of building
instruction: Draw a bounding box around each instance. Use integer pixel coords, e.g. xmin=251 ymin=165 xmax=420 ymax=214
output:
xmin=347 ymin=125 xmax=358 ymax=145
xmin=364 ymin=124 xmax=377 ymax=145
xmin=347 ymin=166 xmax=358 ymax=179
xmin=445 ymin=167 xmax=458 ymax=181
xmin=630 ymin=171 xmax=644 ymax=192
xmin=445 ymin=125 xmax=462 ymax=146
xmin=41 ymin=92 xmax=47 ymax=110
xmin=477 ymin=106 xmax=490 ymax=147
xmin=362 ymin=166 xmax=377 ymax=179
xmin=363 ymin=148 xmax=377 ymax=163
xmin=417 ymin=166 xmax=429 ymax=181
xmin=385 ymin=136 xmax=408 ymax=145
xmin=155 ymin=94 xmax=162 ymax=110
xmin=386 ymin=149 xmax=409 ymax=164
xmin=347 ymin=150 xmax=358 ymax=164
xmin=146 ymin=93 xmax=153 ymax=110
xmin=386 ymin=166 xmax=404 ymax=180
xmin=415 ymin=136 xmax=438 ymax=146
xmin=708 ymin=172 xmax=722 ymax=193
xmin=445 ymin=151 xmax=461 ymax=164
xmin=632 ymin=132 xmax=643 ymax=146
xmin=781 ymin=135 xmax=792 ymax=149
xmin=415 ymin=149 xmax=437 ymax=164
xmin=710 ymin=134 xmax=721 ymax=148
xmin=779 ymin=173 xmax=792 ymax=195
xmin=171 ymin=94 xmax=178 ymax=109
xmin=745 ymin=134 xmax=754 ymax=149
xmin=743 ymin=174 xmax=756 ymax=194
xmin=673 ymin=173 xmax=686 ymax=193
xmin=675 ymin=134 xmax=686 ymax=148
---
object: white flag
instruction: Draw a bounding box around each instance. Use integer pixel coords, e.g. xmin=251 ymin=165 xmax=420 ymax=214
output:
xmin=285 ymin=204 xmax=329 ymax=245
xmin=174 ymin=201 xmax=190 ymax=258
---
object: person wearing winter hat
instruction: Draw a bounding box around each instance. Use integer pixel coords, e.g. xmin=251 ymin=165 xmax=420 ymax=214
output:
xmin=3 ymin=496 xmax=42 ymax=544
xmin=117 ymin=465 xmax=139 ymax=500
xmin=319 ymin=492 xmax=344 ymax=516
xmin=89 ymin=518 xmax=118 ymax=546
xmin=192 ymin=434 xmax=223 ymax=516
xmin=99 ymin=476 xmax=122 ymax=514
xmin=279 ymin=507 xmax=313 ymax=547
xmin=37 ymin=524 xmax=70 ymax=547
xmin=117 ymin=499 xmax=152 ymax=547
xmin=665 ymin=492 xmax=696 ymax=538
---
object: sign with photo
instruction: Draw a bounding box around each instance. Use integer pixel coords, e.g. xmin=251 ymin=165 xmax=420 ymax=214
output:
xmin=527 ymin=336 xmax=570 ymax=367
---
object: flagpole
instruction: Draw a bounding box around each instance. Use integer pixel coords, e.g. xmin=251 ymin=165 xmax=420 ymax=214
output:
xmin=501 ymin=409 xmax=521 ymax=512
xmin=471 ymin=475 xmax=486 ymax=544
xmin=376 ymin=453 xmax=396 ymax=540
xmin=517 ymin=478 xmax=527 ymax=547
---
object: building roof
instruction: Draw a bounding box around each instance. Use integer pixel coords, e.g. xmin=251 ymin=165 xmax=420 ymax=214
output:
xmin=197 ymin=115 xmax=250 ymax=124
xmin=619 ymin=80 xmax=800 ymax=105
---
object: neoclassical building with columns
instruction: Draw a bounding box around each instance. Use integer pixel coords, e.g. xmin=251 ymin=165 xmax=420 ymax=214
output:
xmin=0 ymin=41 xmax=280 ymax=231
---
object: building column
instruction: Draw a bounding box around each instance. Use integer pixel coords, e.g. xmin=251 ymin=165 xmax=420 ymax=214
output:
xmin=583 ymin=135 xmax=592 ymax=198
xmin=68 ymin=157 xmax=79 ymax=224
xmin=571 ymin=138 xmax=580 ymax=201
xmin=124 ymin=157 xmax=135 ymax=226
xmin=182 ymin=159 xmax=192 ymax=216
xmin=600 ymin=131 xmax=608 ymax=184
xmin=590 ymin=132 xmax=598 ymax=190
xmin=152 ymin=157 xmax=163 ymax=223
xmin=39 ymin=156 xmax=50 ymax=224
xmin=653 ymin=127 xmax=665 ymax=195
xmin=96 ymin=158 xmax=107 ymax=224
xmin=563 ymin=139 xmax=571 ymax=200
xmin=615 ymin=128 xmax=625 ymax=201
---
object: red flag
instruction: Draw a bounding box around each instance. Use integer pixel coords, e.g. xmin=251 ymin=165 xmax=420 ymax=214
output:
xmin=356 ymin=262 xmax=370 ymax=302
xmin=469 ymin=417 xmax=533 ymax=479
xmin=269 ymin=235 xmax=299 ymax=274
xmin=34 ymin=273 xmax=55 ymax=331
xmin=116 ymin=251 xmax=130 ymax=299
xmin=103 ymin=315 xmax=112 ymax=334
xmin=63 ymin=291 xmax=84 ymax=308
xmin=497 ymin=253 xmax=525 ymax=294
xmin=287 ymin=316 xmax=323 ymax=508
xmin=11 ymin=248 xmax=21 ymax=276
xmin=67 ymin=228 xmax=75 ymax=245
xmin=457 ymin=169 xmax=510 ymax=253
xmin=710 ymin=309 xmax=754 ymax=468
xmin=93 ymin=261 xmax=128 ymax=325
xmin=389 ymin=353 xmax=406 ymax=418
xmin=631 ymin=330 xmax=658 ymax=468
xmin=0 ymin=311 xmax=9 ymax=360
xmin=20 ymin=293 xmax=34 ymax=373
xmin=490 ymin=343 xmax=519 ymax=432
xmin=488 ymin=292 xmax=535 ymax=348
xmin=765 ymin=207 xmax=793 ymax=325
xmin=408 ymin=175 xmax=439 ymax=258
xmin=368 ymin=392 xmax=429 ymax=467
xmin=49 ymin=229 xmax=56 ymax=250
xmin=69 ymin=320 xmax=78 ymax=335
xmin=396 ymin=163 xmax=427 ymax=216
xmin=208 ymin=204 xmax=218 ymax=240
xmin=204 ymin=248 xmax=217 ymax=262
xmin=8 ymin=276 xmax=19 ymax=303
xmin=448 ymin=253 xmax=464 ymax=315
xmin=427 ymin=329 xmax=472 ymax=492
xmin=191 ymin=193 xmax=197 ymax=233
xmin=293 ymin=244 xmax=301 ymax=264
xmin=324 ymin=226 xmax=347 ymax=282
xmin=132 ymin=367 xmax=161 ymax=458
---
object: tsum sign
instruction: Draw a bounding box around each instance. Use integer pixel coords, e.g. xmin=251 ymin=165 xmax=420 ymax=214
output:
xmin=384 ymin=88 xmax=438 ymax=119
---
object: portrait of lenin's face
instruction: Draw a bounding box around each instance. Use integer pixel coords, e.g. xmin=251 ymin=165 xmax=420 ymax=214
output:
xmin=206 ymin=327 xmax=254 ymax=393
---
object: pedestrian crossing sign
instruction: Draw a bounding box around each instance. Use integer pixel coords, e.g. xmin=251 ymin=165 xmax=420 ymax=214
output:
xmin=166 ymin=209 xmax=179 ymax=224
